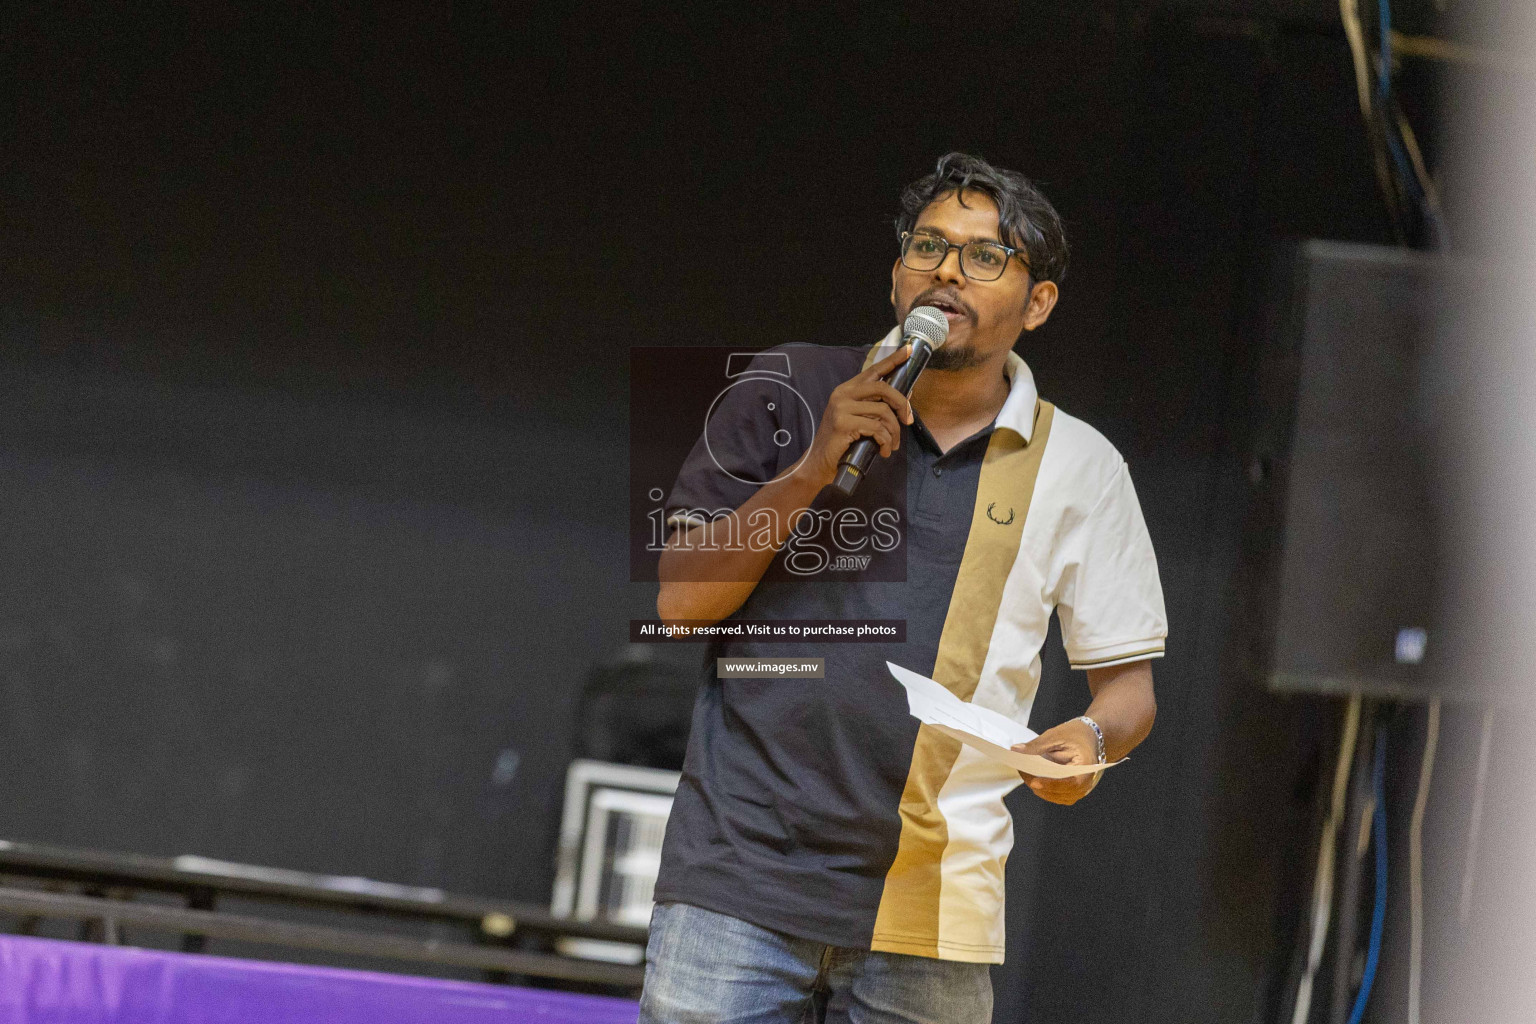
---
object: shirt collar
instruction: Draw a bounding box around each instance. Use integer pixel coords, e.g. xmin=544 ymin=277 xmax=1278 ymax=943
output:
xmin=869 ymin=326 xmax=1040 ymax=444
xmin=995 ymin=349 xmax=1039 ymax=443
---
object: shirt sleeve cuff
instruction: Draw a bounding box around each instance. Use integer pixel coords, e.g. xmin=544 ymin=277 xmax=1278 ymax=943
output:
xmin=666 ymin=511 xmax=711 ymax=531
xmin=1065 ymin=638 xmax=1166 ymax=671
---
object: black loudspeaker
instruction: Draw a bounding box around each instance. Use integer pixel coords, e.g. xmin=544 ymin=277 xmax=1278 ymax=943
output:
xmin=1242 ymin=240 xmax=1446 ymax=700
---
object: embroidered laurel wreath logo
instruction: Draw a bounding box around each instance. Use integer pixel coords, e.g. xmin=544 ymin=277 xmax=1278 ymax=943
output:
xmin=986 ymin=502 xmax=1015 ymax=525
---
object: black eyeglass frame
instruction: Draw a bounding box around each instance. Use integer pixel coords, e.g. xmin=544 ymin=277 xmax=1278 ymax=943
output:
xmin=898 ymin=230 xmax=1033 ymax=283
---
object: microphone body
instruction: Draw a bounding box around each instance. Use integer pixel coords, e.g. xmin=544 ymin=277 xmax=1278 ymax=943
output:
xmin=831 ymin=307 xmax=949 ymax=497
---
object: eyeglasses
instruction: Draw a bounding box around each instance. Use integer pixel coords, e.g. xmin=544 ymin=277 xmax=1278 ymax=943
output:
xmin=898 ymin=230 xmax=1031 ymax=283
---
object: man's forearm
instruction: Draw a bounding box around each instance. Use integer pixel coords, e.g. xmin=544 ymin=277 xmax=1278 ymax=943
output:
xmin=657 ymin=468 xmax=828 ymax=626
xmin=1082 ymin=660 xmax=1157 ymax=762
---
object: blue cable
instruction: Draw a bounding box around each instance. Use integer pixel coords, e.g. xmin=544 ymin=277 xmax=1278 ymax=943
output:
xmin=1347 ymin=727 xmax=1389 ymax=1024
xmin=1376 ymin=0 xmax=1423 ymax=206
xmin=1376 ymin=0 xmax=1446 ymax=244
xmin=1377 ymin=0 xmax=1392 ymax=98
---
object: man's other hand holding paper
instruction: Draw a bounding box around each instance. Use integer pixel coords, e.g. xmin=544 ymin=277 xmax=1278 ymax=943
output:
xmin=1013 ymin=658 xmax=1157 ymax=806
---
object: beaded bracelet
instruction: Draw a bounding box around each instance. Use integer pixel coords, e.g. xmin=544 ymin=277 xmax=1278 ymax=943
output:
xmin=1077 ymin=715 xmax=1106 ymax=765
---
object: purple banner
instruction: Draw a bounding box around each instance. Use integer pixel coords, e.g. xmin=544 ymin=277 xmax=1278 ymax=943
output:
xmin=0 ymin=935 xmax=639 ymax=1024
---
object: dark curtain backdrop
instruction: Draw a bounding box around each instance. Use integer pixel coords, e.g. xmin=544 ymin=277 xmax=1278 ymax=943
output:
xmin=1 ymin=4 xmax=1428 ymax=1019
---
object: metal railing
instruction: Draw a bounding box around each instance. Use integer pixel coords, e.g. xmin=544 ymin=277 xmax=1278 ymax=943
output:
xmin=0 ymin=839 xmax=646 ymax=990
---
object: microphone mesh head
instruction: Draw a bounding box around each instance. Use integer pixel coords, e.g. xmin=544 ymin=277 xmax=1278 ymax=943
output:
xmin=905 ymin=306 xmax=950 ymax=349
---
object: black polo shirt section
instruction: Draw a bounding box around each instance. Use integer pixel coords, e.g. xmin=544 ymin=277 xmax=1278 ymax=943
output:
xmin=654 ymin=341 xmax=1005 ymax=949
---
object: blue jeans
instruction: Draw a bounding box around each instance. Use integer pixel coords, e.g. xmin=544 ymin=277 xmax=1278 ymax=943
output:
xmin=637 ymin=901 xmax=993 ymax=1024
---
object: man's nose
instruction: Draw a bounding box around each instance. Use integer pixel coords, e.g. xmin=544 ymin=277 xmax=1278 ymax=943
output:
xmin=933 ymin=246 xmax=965 ymax=285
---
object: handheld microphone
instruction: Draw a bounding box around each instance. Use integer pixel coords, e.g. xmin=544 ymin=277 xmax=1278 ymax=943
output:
xmin=831 ymin=305 xmax=950 ymax=497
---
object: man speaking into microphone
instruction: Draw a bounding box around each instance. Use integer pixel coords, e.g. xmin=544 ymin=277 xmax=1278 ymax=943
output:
xmin=645 ymin=153 xmax=1167 ymax=1023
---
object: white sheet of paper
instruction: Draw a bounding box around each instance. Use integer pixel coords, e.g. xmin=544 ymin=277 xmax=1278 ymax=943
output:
xmin=885 ymin=661 xmax=1122 ymax=779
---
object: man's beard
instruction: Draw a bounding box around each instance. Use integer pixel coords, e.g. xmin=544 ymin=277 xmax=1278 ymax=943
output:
xmin=925 ymin=340 xmax=987 ymax=372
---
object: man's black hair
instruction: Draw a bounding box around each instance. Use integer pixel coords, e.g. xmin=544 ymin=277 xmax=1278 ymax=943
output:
xmin=895 ymin=152 xmax=1069 ymax=286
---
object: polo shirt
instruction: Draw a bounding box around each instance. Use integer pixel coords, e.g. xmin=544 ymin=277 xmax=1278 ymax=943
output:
xmin=653 ymin=328 xmax=1167 ymax=964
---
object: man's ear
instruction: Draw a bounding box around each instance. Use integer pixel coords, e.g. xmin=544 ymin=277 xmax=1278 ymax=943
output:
xmin=890 ymin=258 xmax=902 ymax=309
xmin=1022 ymin=280 xmax=1059 ymax=331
